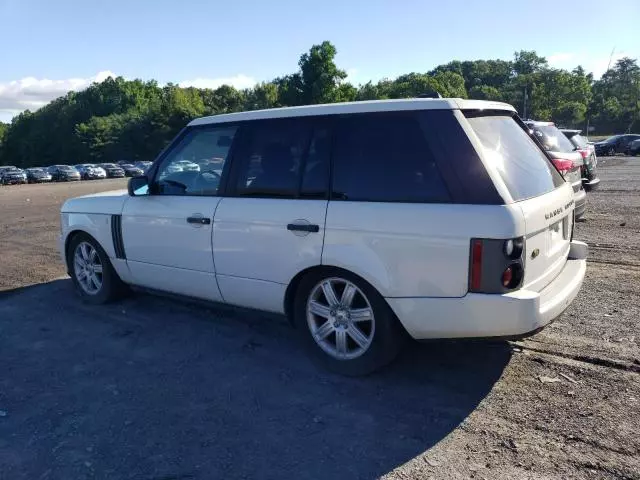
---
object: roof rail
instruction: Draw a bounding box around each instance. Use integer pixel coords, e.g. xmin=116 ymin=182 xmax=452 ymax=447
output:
xmin=416 ymin=92 xmax=442 ymax=99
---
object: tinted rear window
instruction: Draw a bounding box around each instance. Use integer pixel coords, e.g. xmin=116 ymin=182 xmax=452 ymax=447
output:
xmin=466 ymin=114 xmax=564 ymax=201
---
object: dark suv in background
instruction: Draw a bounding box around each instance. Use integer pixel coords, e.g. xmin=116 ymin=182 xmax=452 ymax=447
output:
xmin=48 ymin=165 xmax=81 ymax=182
xmin=594 ymin=134 xmax=640 ymax=156
xmin=561 ymin=129 xmax=600 ymax=191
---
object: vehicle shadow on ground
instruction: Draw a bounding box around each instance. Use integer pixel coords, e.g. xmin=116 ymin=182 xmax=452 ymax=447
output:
xmin=0 ymin=279 xmax=511 ymax=480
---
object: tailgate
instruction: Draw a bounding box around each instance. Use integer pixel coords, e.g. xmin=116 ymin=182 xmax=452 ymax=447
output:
xmin=517 ymin=183 xmax=575 ymax=292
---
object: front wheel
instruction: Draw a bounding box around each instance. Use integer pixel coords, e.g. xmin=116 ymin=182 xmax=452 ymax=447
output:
xmin=294 ymin=269 xmax=405 ymax=376
xmin=69 ymin=233 xmax=126 ymax=304
xmin=608 ymin=146 xmax=616 ymax=156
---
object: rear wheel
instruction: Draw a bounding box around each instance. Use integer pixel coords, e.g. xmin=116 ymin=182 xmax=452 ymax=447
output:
xmin=294 ymin=269 xmax=405 ymax=376
xmin=68 ymin=233 xmax=126 ymax=304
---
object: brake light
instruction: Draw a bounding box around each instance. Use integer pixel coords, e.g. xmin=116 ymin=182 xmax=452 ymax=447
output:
xmin=552 ymin=158 xmax=574 ymax=176
xmin=578 ymin=149 xmax=589 ymax=159
xmin=470 ymin=240 xmax=483 ymax=291
xmin=470 ymin=238 xmax=525 ymax=293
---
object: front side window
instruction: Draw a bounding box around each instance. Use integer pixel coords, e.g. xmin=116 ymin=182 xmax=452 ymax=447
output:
xmin=233 ymin=119 xmax=330 ymax=198
xmin=331 ymin=112 xmax=450 ymax=203
xmin=466 ymin=114 xmax=564 ymax=201
xmin=154 ymin=125 xmax=237 ymax=196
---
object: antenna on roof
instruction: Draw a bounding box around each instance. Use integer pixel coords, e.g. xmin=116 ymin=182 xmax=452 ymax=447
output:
xmin=416 ymin=91 xmax=442 ymax=99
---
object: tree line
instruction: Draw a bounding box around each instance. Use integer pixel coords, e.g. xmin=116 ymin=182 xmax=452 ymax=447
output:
xmin=1 ymin=41 xmax=638 ymax=168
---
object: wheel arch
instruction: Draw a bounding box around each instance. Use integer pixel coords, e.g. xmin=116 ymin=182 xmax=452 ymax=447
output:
xmin=283 ymin=264 xmax=400 ymax=328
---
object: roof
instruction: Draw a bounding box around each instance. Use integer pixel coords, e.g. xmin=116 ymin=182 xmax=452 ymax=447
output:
xmin=560 ymin=129 xmax=581 ymax=134
xmin=524 ymin=120 xmax=554 ymax=126
xmin=188 ymin=98 xmax=516 ymax=127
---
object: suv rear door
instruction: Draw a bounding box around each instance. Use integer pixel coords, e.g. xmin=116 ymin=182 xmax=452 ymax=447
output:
xmin=466 ymin=114 xmax=574 ymax=292
xmin=212 ymin=117 xmax=330 ymax=313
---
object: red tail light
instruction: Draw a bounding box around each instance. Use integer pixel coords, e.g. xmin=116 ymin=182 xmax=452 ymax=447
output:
xmin=577 ymin=149 xmax=589 ymax=159
xmin=470 ymin=239 xmax=483 ymax=291
xmin=552 ymin=158 xmax=574 ymax=176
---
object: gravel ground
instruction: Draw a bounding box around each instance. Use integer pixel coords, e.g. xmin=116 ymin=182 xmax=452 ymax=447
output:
xmin=0 ymin=160 xmax=639 ymax=479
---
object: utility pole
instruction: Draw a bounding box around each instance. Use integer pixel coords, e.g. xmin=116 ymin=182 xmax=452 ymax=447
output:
xmin=523 ymin=85 xmax=528 ymax=119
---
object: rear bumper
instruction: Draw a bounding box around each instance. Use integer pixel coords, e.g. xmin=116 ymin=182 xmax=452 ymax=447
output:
xmin=574 ymin=189 xmax=587 ymax=218
xmin=583 ymin=177 xmax=600 ymax=191
xmin=387 ymin=241 xmax=588 ymax=340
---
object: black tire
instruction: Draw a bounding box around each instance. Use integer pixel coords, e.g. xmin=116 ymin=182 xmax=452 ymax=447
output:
xmin=608 ymin=146 xmax=616 ymax=156
xmin=68 ymin=233 xmax=127 ymax=304
xmin=293 ymin=268 xmax=406 ymax=376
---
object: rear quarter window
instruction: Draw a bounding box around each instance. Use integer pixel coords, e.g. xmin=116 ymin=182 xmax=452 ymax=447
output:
xmin=331 ymin=112 xmax=450 ymax=203
xmin=465 ymin=114 xmax=564 ymax=202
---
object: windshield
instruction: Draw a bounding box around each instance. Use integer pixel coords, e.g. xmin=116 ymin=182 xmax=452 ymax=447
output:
xmin=531 ymin=125 xmax=576 ymax=153
xmin=466 ymin=114 xmax=564 ymax=201
xmin=101 ymin=164 xmax=116 ymax=168
xmin=28 ymin=168 xmax=44 ymax=173
xmin=603 ymin=135 xmax=622 ymax=143
xmin=570 ymin=134 xmax=588 ymax=148
xmin=59 ymin=165 xmax=74 ymax=170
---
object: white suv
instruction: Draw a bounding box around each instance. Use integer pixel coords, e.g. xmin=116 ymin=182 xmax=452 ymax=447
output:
xmin=59 ymin=98 xmax=587 ymax=375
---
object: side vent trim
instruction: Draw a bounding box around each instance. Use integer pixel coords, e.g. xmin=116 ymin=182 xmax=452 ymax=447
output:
xmin=111 ymin=215 xmax=126 ymax=259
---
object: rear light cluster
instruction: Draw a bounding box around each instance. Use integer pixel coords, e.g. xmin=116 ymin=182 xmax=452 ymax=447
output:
xmin=469 ymin=237 xmax=525 ymax=293
xmin=577 ymin=149 xmax=589 ymax=159
xmin=551 ymin=158 xmax=574 ymax=177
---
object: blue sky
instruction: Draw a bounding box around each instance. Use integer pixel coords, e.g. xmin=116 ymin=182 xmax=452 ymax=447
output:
xmin=1 ymin=0 xmax=638 ymax=121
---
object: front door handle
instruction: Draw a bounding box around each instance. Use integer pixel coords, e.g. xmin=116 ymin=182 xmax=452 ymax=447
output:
xmin=287 ymin=223 xmax=319 ymax=233
xmin=187 ymin=216 xmax=211 ymax=225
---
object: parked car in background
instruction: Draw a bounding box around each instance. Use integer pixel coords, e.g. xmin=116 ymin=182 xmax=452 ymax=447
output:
xmin=0 ymin=166 xmax=27 ymax=185
xmin=594 ymin=134 xmax=640 ymax=156
xmin=135 ymin=161 xmax=153 ymax=172
xmin=561 ymin=129 xmax=600 ymax=191
xmin=59 ymin=98 xmax=588 ymax=375
xmin=97 ymin=163 xmax=126 ymax=178
xmin=48 ymin=165 xmax=81 ymax=182
xmin=26 ymin=167 xmax=53 ymax=183
xmin=119 ymin=163 xmax=144 ymax=177
xmin=525 ymin=121 xmax=586 ymax=219
xmin=629 ymin=139 xmax=640 ymax=156
xmin=76 ymin=164 xmax=107 ymax=180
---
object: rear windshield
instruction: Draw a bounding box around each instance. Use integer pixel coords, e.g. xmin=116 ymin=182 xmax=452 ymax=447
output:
xmin=466 ymin=114 xmax=564 ymax=201
xmin=531 ymin=125 xmax=577 ymax=153
xmin=569 ymin=134 xmax=588 ymax=148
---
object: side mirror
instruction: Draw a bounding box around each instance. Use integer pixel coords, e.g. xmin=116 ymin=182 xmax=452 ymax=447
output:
xmin=128 ymin=175 xmax=149 ymax=196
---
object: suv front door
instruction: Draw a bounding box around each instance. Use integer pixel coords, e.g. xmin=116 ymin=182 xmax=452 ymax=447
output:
xmin=121 ymin=125 xmax=238 ymax=301
xmin=212 ymin=118 xmax=331 ymax=313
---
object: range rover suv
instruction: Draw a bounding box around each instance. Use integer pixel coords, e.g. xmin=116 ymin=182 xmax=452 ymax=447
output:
xmin=59 ymin=99 xmax=587 ymax=375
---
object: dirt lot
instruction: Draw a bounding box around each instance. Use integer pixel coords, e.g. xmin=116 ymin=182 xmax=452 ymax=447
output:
xmin=0 ymin=161 xmax=639 ymax=480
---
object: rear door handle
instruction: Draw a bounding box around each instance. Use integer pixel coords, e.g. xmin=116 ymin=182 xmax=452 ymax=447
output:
xmin=287 ymin=223 xmax=319 ymax=233
xmin=187 ymin=216 xmax=211 ymax=225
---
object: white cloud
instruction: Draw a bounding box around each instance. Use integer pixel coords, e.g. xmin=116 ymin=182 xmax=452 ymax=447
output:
xmin=0 ymin=72 xmax=257 ymax=121
xmin=178 ymin=74 xmax=256 ymax=90
xmin=546 ymin=51 xmax=633 ymax=78
xmin=0 ymin=70 xmax=117 ymax=118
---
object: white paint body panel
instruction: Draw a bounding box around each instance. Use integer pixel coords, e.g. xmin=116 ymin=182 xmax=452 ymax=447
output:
xmin=121 ymin=195 xmax=223 ymax=302
xmin=213 ymin=198 xmax=327 ymax=312
xmin=323 ymin=202 xmax=524 ymax=298
xmin=62 ymin=190 xmax=128 ymax=215
xmin=59 ymin=212 xmax=134 ymax=283
xmin=388 ymin=245 xmax=586 ymax=339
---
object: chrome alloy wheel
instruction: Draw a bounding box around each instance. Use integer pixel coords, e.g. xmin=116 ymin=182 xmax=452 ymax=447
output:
xmin=306 ymin=277 xmax=375 ymax=360
xmin=73 ymin=241 xmax=103 ymax=295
